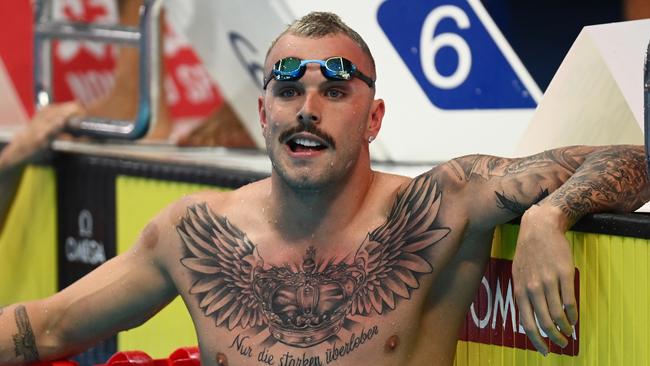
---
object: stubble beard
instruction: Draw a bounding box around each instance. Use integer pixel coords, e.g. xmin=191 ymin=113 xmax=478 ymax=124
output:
xmin=268 ymin=144 xmax=360 ymax=194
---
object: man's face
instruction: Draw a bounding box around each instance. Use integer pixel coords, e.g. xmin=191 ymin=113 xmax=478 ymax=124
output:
xmin=259 ymin=33 xmax=384 ymax=191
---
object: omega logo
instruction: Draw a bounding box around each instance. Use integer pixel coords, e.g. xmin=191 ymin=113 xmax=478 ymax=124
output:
xmin=228 ymin=31 xmax=265 ymax=90
xmin=65 ymin=209 xmax=107 ymax=265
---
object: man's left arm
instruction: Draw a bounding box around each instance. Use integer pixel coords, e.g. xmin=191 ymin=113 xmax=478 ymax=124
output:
xmin=512 ymin=145 xmax=650 ymax=355
xmin=0 ymin=102 xmax=84 ymax=232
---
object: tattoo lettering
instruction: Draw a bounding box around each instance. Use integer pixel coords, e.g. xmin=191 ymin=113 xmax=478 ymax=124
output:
xmin=178 ymin=174 xmax=450 ymax=350
xmin=495 ymin=188 xmax=549 ymax=215
xmin=223 ymin=326 xmax=378 ymax=365
xmin=325 ymin=326 xmax=378 ymax=363
xmin=549 ymin=147 xmax=650 ymax=222
xmin=230 ymin=335 xmax=253 ymax=357
xmin=12 ymin=305 xmax=39 ymax=363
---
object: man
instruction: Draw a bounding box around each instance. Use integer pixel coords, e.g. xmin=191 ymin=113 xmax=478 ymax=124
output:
xmin=0 ymin=102 xmax=84 ymax=232
xmin=1 ymin=12 xmax=649 ymax=366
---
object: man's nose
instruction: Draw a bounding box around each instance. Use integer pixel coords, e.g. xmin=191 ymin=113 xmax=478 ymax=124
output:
xmin=297 ymin=90 xmax=321 ymax=124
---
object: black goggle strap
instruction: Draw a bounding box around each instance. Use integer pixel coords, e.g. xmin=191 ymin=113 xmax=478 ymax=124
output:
xmin=263 ymin=57 xmax=375 ymax=89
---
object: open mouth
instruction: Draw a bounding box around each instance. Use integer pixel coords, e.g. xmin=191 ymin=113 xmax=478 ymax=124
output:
xmin=287 ymin=137 xmax=328 ymax=153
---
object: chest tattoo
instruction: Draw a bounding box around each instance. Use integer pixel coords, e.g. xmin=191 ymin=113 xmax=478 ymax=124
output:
xmin=177 ymin=174 xmax=450 ymax=352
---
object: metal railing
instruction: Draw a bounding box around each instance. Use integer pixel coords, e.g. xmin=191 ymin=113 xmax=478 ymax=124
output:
xmin=33 ymin=0 xmax=162 ymax=139
xmin=645 ymin=38 xmax=650 ymax=176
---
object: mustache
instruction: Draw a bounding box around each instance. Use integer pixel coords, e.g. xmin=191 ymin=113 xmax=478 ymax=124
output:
xmin=278 ymin=124 xmax=336 ymax=149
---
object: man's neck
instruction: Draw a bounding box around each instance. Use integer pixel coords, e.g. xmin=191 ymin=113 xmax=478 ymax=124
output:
xmin=267 ymin=164 xmax=376 ymax=242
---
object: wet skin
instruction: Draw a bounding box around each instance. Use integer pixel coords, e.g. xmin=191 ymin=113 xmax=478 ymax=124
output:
xmin=2 ymin=30 xmax=648 ymax=366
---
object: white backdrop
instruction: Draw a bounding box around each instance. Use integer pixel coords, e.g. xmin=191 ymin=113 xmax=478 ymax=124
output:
xmin=167 ymin=0 xmax=542 ymax=162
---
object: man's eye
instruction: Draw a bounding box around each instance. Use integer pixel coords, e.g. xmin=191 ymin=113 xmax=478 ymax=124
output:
xmin=278 ymin=88 xmax=299 ymax=98
xmin=325 ymin=89 xmax=345 ymax=98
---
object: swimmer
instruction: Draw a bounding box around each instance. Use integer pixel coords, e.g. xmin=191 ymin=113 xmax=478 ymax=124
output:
xmin=0 ymin=102 xmax=85 ymax=232
xmin=1 ymin=12 xmax=649 ymax=366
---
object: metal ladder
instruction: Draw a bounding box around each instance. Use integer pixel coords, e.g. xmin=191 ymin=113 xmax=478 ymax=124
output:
xmin=33 ymin=0 xmax=162 ymax=139
xmin=645 ymin=38 xmax=650 ymax=175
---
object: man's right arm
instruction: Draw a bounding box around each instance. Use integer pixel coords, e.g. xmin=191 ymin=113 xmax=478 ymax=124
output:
xmin=0 ymin=208 xmax=179 ymax=365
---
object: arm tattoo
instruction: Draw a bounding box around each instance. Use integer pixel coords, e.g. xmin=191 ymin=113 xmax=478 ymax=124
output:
xmin=450 ymin=146 xmax=588 ymax=183
xmin=548 ymin=146 xmax=650 ymax=222
xmin=12 ymin=305 xmax=40 ymax=363
xmin=447 ymin=146 xmax=591 ymax=219
xmin=496 ymin=188 xmax=550 ymax=215
xmin=450 ymin=146 xmax=592 ymax=186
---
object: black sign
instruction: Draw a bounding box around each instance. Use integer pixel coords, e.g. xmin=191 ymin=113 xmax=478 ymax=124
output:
xmin=55 ymin=153 xmax=117 ymax=365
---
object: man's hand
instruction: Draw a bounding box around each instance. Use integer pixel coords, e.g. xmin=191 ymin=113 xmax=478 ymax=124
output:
xmin=0 ymin=101 xmax=85 ymax=232
xmin=456 ymin=145 xmax=649 ymax=355
xmin=512 ymin=204 xmax=579 ymax=355
xmin=0 ymin=101 xmax=84 ymax=169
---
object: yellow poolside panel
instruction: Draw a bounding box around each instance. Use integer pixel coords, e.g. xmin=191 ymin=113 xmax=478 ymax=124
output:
xmin=115 ymin=175 xmax=230 ymax=358
xmin=0 ymin=166 xmax=57 ymax=304
xmin=455 ymin=224 xmax=650 ymax=366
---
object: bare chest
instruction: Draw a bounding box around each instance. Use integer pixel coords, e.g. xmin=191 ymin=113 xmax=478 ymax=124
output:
xmin=193 ymin=310 xmax=419 ymax=366
xmin=170 ymin=175 xmax=472 ymax=365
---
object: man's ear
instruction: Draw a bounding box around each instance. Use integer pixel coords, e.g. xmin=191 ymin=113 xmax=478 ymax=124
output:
xmin=258 ymin=96 xmax=267 ymax=129
xmin=366 ymin=98 xmax=385 ymax=141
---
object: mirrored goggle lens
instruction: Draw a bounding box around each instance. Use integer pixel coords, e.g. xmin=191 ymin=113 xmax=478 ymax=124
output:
xmin=275 ymin=57 xmax=302 ymax=73
xmin=324 ymin=57 xmax=354 ymax=80
xmin=324 ymin=57 xmax=352 ymax=75
xmin=264 ymin=56 xmax=373 ymax=89
xmin=272 ymin=57 xmax=303 ymax=81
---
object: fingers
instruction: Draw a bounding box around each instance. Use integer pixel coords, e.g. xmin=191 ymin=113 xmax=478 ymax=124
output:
xmin=32 ymin=102 xmax=86 ymax=142
xmin=516 ymin=274 xmax=577 ymax=356
xmin=40 ymin=101 xmax=86 ymax=128
xmin=525 ymin=282 xmax=567 ymax=351
xmin=544 ymin=279 xmax=573 ymax=337
xmin=516 ymin=291 xmax=549 ymax=356
xmin=560 ymin=268 xmax=578 ymax=326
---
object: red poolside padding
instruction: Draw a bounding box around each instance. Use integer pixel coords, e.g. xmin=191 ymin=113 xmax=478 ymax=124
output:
xmin=95 ymin=347 xmax=200 ymax=366
xmin=168 ymin=347 xmax=200 ymax=366
xmin=98 ymin=351 xmax=154 ymax=366
xmin=32 ymin=360 xmax=79 ymax=366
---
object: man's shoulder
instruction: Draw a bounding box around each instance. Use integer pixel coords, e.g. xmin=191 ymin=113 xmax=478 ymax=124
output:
xmin=387 ymin=162 xmax=467 ymax=193
xmin=167 ymin=178 xmax=270 ymax=218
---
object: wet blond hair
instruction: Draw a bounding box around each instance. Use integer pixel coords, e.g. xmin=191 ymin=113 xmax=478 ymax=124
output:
xmin=266 ymin=12 xmax=376 ymax=74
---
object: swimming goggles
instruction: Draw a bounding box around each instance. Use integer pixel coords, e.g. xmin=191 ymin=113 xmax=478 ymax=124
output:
xmin=263 ymin=56 xmax=375 ymax=90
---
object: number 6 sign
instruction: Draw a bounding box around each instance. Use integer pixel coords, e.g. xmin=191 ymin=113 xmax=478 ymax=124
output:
xmin=378 ymin=0 xmax=538 ymax=110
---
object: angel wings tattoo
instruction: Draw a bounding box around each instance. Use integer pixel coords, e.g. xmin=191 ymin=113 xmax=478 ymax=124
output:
xmin=177 ymin=173 xmax=450 ymax=348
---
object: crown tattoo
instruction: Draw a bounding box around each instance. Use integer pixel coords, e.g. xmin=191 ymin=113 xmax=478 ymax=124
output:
xmin=178 ymin=174 xmax=450 ymax=348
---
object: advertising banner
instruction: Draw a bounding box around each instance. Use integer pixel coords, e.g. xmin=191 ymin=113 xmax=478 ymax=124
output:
xmin=55 ymin=155 xmax=118 ymax=365
xmin=174 ymin=0 xmax=541 ymax=162
xmin=0 ymin=0 xmax=224 ymax=126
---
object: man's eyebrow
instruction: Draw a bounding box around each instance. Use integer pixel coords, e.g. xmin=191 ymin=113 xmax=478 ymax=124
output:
xmin=320 ymin=79 xmax=354 ymax=89
xmin=270 ymin=80 xmax=304 ymax=91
